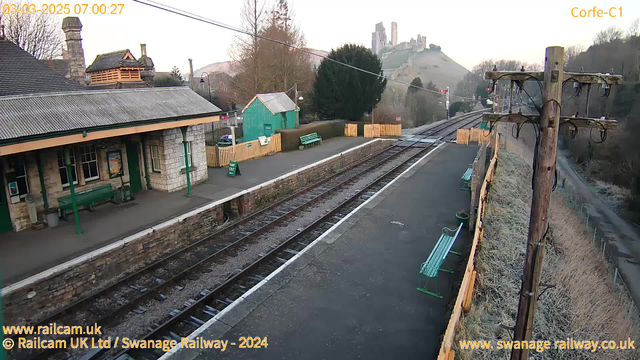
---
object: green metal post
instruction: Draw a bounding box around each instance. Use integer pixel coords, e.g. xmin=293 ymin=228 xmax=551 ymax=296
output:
xmin=141 ymin=136 xmax=152 ymax=190
xmin=35 ymin=151 xmax=49 ymax=210
xmin=181 ymin=127 xmax=192 ymax=196
xmin=65 ymin=147 xmax=82 ymax=235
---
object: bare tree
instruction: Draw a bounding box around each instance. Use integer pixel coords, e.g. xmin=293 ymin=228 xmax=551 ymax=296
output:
xmin=229 ymin=0 xmax=313 ymax=103
xmin=564 ymin=44 xmax=585 ymax=65
xmin=0 ymin=0 xmax=63 ymax=59
xmin=593 ymin=26 xmax=624 ymax=45
xmin=229 ymin=0 xmax=266 ymax=100
xmin=628 ymin=18 xmax=640 ymax=38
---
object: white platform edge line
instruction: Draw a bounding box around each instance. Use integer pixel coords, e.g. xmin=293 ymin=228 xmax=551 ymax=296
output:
xmin=1 ymin=139 xmax=385 ymax=297
xmin=157 ymin=142 xmax=446 ymax=360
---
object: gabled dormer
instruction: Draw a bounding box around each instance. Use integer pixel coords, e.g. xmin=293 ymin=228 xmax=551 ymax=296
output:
xmin=86 ymin=50 xmax=144 ymax=85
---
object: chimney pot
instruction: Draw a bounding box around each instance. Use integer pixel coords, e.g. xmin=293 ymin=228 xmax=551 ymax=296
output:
xmin=140 ymin=43 xmax=147 ymax=57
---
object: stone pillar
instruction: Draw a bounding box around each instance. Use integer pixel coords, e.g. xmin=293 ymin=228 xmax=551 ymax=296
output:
xmin=62 ymin=17 xmax=86 ymax=85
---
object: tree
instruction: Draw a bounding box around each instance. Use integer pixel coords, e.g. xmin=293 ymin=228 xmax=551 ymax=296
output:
xmin=593 ymin=26 xmax=624 ymax=44
xmin=170 ymin=66 xmax=183 ymax=81
xmin=0 ymin=0 xmax=63 ymax=59
xmin=230 ymin=0 xmax=266 ymax=99
xmin=154 ymin=75 xmax=183 ymax=87
xmin=230 ymin=0 xmax=313 ymax=103
xmin=628 ymin=18 xmax=640 ymax=38
xmin=314 ymin=44 xmax=387 ymax=120
xmin=449 ymin=101 xmax=472 ymax=117
xmin=564 ymin=44 xmax=585 ymax=65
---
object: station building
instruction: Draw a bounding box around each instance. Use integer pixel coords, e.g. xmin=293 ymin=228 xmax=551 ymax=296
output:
xmin=0 ymin=34 xmax=221 ymax=233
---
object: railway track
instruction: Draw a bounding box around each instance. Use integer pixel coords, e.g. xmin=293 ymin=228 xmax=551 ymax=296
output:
xmin=110 ymin=111 xmax=486 ymax=360
xmin=11 ymin=111 xmax=485 ymax=360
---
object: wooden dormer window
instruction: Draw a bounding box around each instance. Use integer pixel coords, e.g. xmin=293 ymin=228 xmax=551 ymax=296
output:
xmin=86 ymin=49 xmax=145 ymax=84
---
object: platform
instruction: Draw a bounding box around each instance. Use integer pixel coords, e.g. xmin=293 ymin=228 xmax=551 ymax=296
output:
xmin=0 ymin=137 xmax=371 ymax=286
xmin=178 ymin=144 xmax=479 ymax=360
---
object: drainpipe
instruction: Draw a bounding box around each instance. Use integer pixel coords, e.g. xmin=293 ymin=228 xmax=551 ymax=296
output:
xmin=36 ymin=151 xmax=48 ymax=210
xmin=65 ymin=147 xmax=82 ymax=235
xmin=181 ymin=127 xmax=192 ymax=195
xmin=141 ymin=135 xmax=152 ymax=190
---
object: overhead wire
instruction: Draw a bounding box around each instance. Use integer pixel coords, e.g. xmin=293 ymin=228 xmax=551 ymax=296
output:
xmin=132 ymin=0 xmax=485 ymax=101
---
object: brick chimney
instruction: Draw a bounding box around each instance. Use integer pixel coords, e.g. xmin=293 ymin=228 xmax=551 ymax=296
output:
xmin=138 ymin=43 xmax=155 ymax=85
xmin=62 ymin=17 xmax=86 ymax=85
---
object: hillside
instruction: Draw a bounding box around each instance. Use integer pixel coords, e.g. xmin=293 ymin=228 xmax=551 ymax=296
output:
xmin=381 ymin=48 xmax=469 ymax=91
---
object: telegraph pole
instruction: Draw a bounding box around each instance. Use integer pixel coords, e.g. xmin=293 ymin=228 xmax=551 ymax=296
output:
xmin=483 ymin=46 xmax=622 ymax=360
xmin=511 ymin=46 xmax=564 ymax=360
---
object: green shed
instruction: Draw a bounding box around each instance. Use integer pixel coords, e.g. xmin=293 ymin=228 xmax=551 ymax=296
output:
xmin=242 ymin=92 xmax=299 ymax=142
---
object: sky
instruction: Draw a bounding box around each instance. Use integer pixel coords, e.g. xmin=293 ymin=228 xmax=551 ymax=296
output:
xmin=27 ymin=0 xmax=640 ymax=73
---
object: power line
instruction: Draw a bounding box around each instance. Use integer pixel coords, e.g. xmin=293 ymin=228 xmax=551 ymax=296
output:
xmin=132 ymin=0 xmax=483 ymax=101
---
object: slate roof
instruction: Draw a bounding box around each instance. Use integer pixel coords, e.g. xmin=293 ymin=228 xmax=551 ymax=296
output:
xmin=243 ymin=92 xmax=297 ymax=114
xmin=0 ymin=39 xmax=83 ymax=96
xmin=86 ymin=50 xmax=144 ymax=72
xmin=41 ymin=59 xmax=70 ymax=77
xmin=0 ymin=87 xmax=221 ymax=142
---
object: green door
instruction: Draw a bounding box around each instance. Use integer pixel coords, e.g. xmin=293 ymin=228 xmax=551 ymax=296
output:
xmin=126 ymin=143 xmax=143 ymax=193
xmin=0 ymin=176 xmax=13 ymax=233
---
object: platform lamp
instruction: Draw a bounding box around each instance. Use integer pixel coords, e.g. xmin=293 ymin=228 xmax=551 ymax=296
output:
xmin=199 ymin=72 xmax=211 ymax=103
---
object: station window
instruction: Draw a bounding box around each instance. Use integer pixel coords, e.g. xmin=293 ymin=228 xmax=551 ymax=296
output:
xmin=57 ymin=150 xmax=78 ymax=187
xmin=80 ymin=145 xmax=100 ymax=181
xmin=150 ymin=145 xmax=161 ymax=173
xmin=15 ymin=158 xmax=29 ymax=198
xmin=179 ymin=142 xmax=193 ymax=169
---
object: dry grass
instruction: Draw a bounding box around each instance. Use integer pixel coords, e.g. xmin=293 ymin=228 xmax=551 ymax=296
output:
xmin=592 ymin=180 xmax=633 ymax=212
xmin=454 ymin=149 xmax=640 ymax=360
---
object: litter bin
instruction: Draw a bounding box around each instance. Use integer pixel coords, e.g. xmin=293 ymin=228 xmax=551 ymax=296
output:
xmin=26 ymin=194 xmax=38 ymax=224
xmin=46 ymin=208 xmax=59 ymax=228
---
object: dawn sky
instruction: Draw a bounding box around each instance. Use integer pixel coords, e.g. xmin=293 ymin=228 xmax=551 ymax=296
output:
xmin=26 ymin=0 xmax=640 ymax=73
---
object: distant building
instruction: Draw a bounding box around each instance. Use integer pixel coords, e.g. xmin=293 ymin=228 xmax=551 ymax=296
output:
xmin=371 ymin=21 xmax=430 ymax=55
xmin=242 ymin=93 xmax=298 ymax=142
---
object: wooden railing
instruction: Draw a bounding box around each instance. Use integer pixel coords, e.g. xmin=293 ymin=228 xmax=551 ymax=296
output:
xmin=437 ymin=132 xmax=500 ymax=360
xmin=206 ymin=133 xmax=282 ymax=167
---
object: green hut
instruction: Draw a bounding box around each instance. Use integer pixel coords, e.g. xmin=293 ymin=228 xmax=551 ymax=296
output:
xmin=242 ymin=92 xmax=298 ymax=142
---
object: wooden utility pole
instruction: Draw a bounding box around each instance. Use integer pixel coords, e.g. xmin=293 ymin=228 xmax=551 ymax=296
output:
xmin=483 ymin=46 xmax=622 ymax=360
xmin=511 ymin=46 xmax=564 ymax=360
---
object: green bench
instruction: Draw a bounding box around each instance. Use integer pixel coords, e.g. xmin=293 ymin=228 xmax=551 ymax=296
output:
xmin=461 ymin=167 xmax=473 ymax=190
xmin=58 ymin=184 xmax=116 ymax=220
xmin=417 ymin=223 xmax=463 ymax=298
xmin=300 ymin=132 xmax=322 ymax=148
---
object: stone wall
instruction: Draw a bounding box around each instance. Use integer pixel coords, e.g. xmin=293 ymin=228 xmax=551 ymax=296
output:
xmin=162 ymin=125 xmax=208 ymax=192
xmin=239 ymin=139 xmax=391 ymax=214
xmin=2 ymin=203 xmax=225 ymax=325
xmin=2 ymin=139 xmax=392 ymax=324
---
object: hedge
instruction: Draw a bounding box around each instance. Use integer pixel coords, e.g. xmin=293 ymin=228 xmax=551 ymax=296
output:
xmin=277 ymin=120 xmax=346 ymax=151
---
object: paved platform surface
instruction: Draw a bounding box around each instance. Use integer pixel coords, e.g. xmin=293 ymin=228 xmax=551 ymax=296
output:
xmin=184 ymin=144 xmax=479 ymax=360
xmin=0 ymin=137 xmax=370 ymax=286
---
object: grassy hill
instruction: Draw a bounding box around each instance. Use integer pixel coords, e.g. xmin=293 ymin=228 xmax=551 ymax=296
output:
xmin=381 ymin=48 xmax=469 ymax=91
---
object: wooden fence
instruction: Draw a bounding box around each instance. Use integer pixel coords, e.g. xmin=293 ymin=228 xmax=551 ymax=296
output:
xmin=456 ymin=129 xmax=470 ymax=144
xmin=437 ymin=132 xmax=500 ymax=360
xmin=457 ymin=128 xmax=491 ymax=145
xmin=344 ymin=123 xmax=358 ymax=137
xmin=206 ymin=133 xmax=282 ymax=167
xmin=363 ymin=124 xmax=401 ymax=138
